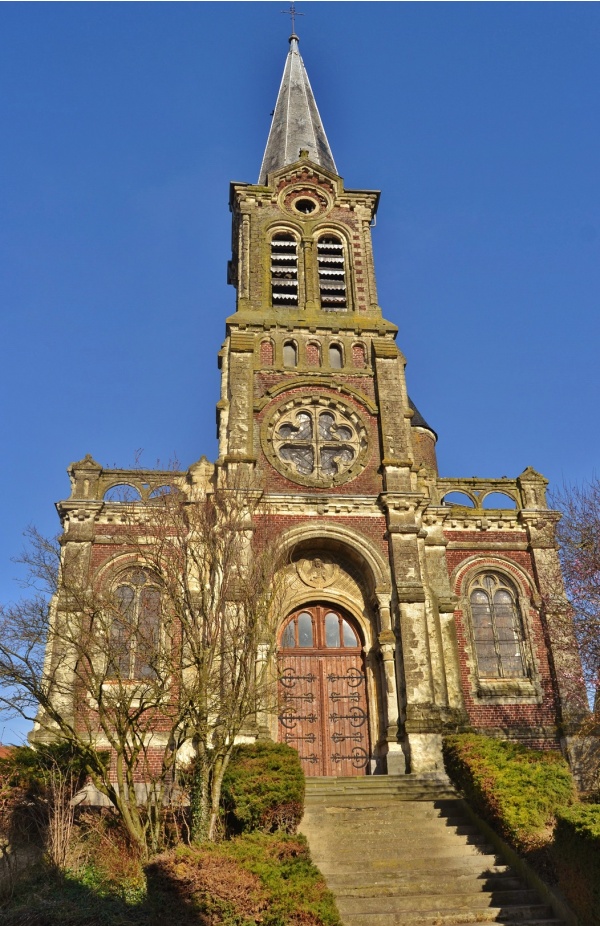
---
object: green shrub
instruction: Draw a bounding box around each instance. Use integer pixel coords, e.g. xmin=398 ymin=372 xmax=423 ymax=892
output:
xmin=149 ymin=832 xmax=343 ymax=926
xmin=221 ymin=741 xmax=305 ymax=835
xmin=552 ymin=804 xmax=600 ymax=925
xmin=443 ymin=734 xmax=575 ymax=850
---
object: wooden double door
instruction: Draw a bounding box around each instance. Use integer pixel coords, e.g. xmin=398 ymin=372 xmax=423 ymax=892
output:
xmin=277 ymin=605 xmax=370 ymax=777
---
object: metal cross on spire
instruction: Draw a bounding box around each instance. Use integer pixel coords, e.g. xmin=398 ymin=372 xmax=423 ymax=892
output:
xmin=281 ymin=3 xmax=304 ymax=36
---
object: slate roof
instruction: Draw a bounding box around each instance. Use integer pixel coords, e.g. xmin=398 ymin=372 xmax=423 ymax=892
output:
xmin=408 ymin=397 xmax=437 ymax=439
xmin=258 ymin=35 xmax=337 ymax=184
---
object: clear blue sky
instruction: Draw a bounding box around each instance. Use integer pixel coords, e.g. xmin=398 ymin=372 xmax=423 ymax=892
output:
xmin=1 ymin=2 xmax=599 ymax=741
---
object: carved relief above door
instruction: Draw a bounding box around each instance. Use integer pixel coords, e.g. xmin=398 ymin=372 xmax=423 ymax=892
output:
xmin=277 ymin=605 xmax=370 ymax=777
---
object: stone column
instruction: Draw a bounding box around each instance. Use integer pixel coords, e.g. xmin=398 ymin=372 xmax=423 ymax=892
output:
xmin=378 ymin=625 xmax=405 ymax=775
xmin=302 ymin=235 xmax=317 ymax=312
xmin=226 ymin=331 xmax=256 ymax=464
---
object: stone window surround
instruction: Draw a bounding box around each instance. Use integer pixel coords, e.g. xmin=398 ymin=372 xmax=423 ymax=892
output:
xmin=453 ymin=558 xmax=544 ymax=704
xmin=267 ymin=224 xmax=354 ymax=312
xmin=261 ymin=392 xmax=370 ymax=488
xmin=88 ymin=557 xmax=169 ymax=693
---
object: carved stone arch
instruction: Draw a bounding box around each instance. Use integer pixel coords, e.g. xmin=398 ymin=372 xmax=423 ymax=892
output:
xmin=313 ymin=221 xmax=353 ymax=246
xmin=275 ymin=523 xmax=391 ymax=602
xmin=266 ymin=220 xmax=303 ymax=237
xmin=279 ymin=562 xmax=372 ymax=649
xmin=255 ymin=376 xmax=379 ymax=415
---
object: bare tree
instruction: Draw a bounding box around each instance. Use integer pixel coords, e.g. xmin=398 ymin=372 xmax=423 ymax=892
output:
xmin=0 ymin=470 xmax=283 ymax=853
xmin=552 ymin=478 xmax=600 ymax=706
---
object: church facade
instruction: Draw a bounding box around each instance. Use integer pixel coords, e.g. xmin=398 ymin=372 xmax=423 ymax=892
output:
xmin=38 ymin=35 xmax=586 ymax=778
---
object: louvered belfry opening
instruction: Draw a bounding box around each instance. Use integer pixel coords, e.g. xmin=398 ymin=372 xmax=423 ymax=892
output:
xmin=271 ymin=233 xmax=299 ymax=306
xmin=318 ymin=235 xmax=347 ymax=310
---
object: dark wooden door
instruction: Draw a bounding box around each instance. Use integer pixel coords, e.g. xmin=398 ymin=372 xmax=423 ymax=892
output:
xmin=277 ymin=605 xmax=370 ymax=777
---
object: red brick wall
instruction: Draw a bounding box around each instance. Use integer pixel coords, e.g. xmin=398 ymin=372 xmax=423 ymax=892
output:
xmin=259 ymin=339 xmax=274 ymax=366
xmin=306 ymin=342 xmax=321 ymax=366
xmin=352 ymin=343 xmax=367 ymax=368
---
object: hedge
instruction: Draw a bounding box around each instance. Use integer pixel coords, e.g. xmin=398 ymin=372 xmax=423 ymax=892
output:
xmin=443 ymin=734 xmax=575 ymax=850
xmin=221 ymin=741 xmax=305 ymax=835
xmin=552 ymin=804 xmax=600 ymax=926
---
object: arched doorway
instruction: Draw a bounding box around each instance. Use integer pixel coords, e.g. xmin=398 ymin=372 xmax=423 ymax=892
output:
xmin=277 ymin=604 xmax=370 ymax=776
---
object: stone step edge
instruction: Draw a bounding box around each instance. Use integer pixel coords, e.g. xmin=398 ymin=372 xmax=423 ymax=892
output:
xmin=335 ymin=912 xmax=559 ymax=925
xmin=455 ymin=799 xmax=576 ymax=926
xmin=339 ymin=918 xmax=564 ymax=926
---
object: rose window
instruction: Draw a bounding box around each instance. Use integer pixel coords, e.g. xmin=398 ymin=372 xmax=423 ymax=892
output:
xmin=264 ymin=397 xmax=368 ymax=487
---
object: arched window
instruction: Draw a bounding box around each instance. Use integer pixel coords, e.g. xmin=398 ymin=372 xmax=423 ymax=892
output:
xmin=271 ymin=233 xmax=298 ymax=306
xmin=328 ymin=343 xmax=343 ymax=369
xmin=468 ymin=573 xmax=526 ymax=679
xmin=280 ymin=607 xmax=359 ymax=649
xmin=283 ymin=340 xmax=298 ymax=368
xmin=317 ymin=235 xmax=347 ymax=310
xmin=109 ymin=568 xmax=161 ymax=679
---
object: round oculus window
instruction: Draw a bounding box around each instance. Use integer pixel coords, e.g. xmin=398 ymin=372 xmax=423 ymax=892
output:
xmin=294 ymin=198 xmax=317 ymax=214
xmin=262 ymin=395 xmax=369 ymax=487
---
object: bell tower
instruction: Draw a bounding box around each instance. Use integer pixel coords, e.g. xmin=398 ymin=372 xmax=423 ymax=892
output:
xmin=220 ymin=33 xmax=447 ymax=777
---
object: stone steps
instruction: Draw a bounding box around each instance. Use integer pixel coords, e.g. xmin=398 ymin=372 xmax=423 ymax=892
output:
xmin=299 ymin=778 xmax=567 ymax=926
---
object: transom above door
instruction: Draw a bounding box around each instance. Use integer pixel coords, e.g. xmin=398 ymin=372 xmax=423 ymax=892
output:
xmin=277 ymin=605 xmax=370 ymax=777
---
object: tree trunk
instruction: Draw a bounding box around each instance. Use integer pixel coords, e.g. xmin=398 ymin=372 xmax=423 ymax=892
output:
xmin=207 ymin=750 xmax=232 ymax=842
xmin=190 ymin=748 xmax=211 ymax=843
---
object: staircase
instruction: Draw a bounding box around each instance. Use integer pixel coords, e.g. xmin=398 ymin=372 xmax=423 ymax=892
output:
xmin=300 ymin=777 xmax=566 ymax=926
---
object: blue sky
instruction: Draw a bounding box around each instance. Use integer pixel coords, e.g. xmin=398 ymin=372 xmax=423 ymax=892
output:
xmin=1 ymin=2 xmax=599 ymax=741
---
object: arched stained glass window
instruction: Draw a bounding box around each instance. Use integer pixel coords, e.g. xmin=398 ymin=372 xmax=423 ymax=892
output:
xmin=469 ymin=573 xmax=526 ymax=679
xmin=109 ymin=569 xmax=161 ymax=679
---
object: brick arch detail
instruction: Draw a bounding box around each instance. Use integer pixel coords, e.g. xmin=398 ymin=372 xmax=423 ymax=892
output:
xmin=451 ymin=554 xmax=537 ymax=602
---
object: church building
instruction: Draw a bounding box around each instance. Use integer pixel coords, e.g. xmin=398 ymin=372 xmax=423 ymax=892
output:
xmin=39 ymin=33 xmax=586 ymax=779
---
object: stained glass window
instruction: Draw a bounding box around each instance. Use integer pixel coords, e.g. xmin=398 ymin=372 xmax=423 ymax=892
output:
xmin=469 ymin=573 xmax=526 ymax=679
xmin=108 ymin=570 xmax=161 ymax=679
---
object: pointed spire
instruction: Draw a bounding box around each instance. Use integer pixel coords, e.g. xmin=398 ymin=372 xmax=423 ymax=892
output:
xmin=258 ymin=34 xmax=337 ymax=184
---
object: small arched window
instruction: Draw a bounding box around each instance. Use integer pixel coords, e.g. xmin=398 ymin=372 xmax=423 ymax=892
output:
xmin=317 ymin=235 xmax=347 ymax=310
xmin=283 ymin=340 xmax=298 ymax=368
xmin=329 ymin=344 xmax=343 ymax=369
xmin=271 ymin=233 xmax=298 ymax=306
xmin=468 ymin=573 xmax=527 ymax=679
xmin=109 ymin=568 xmax=161 ymax=680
